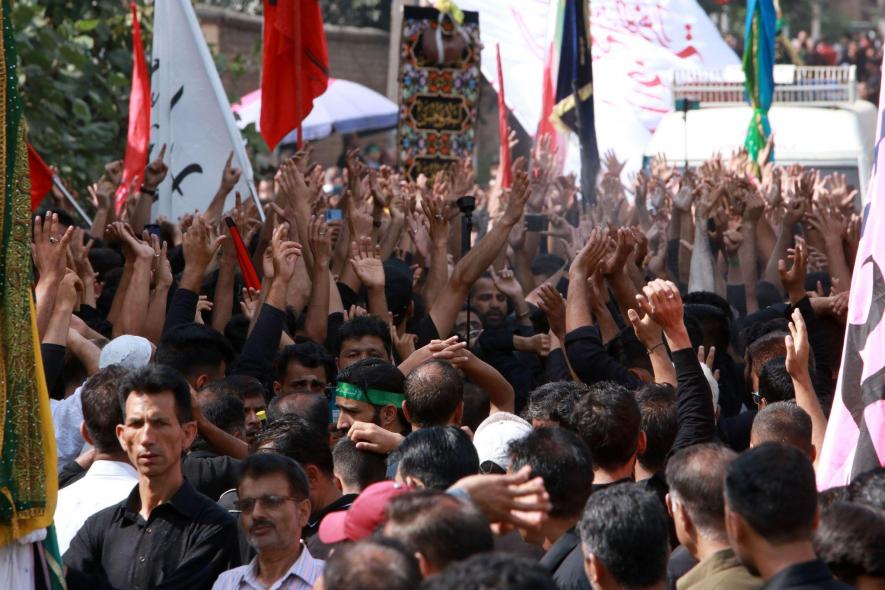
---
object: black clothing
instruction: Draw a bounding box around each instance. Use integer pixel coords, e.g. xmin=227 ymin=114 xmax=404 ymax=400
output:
xmin=64 ymin=478 xmax=238 ymax=590
xmin=477 ymin=325 xmax=544 ymax=409
xmin=591 ymin=477 xmax=633 ymax=493
xmin=761 ymin=559 xmax=852 ymax=590
xmin=669 ymin=348 xmax=717 ymax=456
xmin=667 ymin=545 xmax=698 ymax=590
xmin=564 ymin=325 xmax=642 ymax=389
xmin=303 ymin=493 xmax=357 ymax=559
xmin=182 ymin=450 xmax=241 ymax=502
xmin=42 ymin=343 xmax=66 ymax=398
xmin=162 ymin=287 xmax=200 ymax=338
xmin=539 ymin=527 xmax=591 ymax=590
xmin=230 ymin=303 xmax=285 ymax=395
xmin=717 ymin=409 xmax=757 ymax=452
xmin=59 ymin=459 xmax=87 ymax=489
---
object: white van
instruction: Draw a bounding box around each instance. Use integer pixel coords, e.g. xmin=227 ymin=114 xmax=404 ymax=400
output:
xmin=645 ymin=65 xmax=876 ymax=200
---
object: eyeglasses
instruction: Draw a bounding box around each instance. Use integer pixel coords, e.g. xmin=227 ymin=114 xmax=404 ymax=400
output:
xmin=751 ymin=391 xmax=762 ymax=406
xmin=233 ymin=494 xmax=301 ymax=514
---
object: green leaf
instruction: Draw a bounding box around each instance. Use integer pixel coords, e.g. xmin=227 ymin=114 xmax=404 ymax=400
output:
xmin=71 ymin=98 xmax=91 ymax=122
xmin=74 ymin=19 xmax=100 ymax=32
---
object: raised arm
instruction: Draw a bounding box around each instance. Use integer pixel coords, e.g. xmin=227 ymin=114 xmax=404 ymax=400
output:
xmin=784 ymin=308 xmax=827 ymax=469
xmin=428 ymin=160 xmax=531 ymax=339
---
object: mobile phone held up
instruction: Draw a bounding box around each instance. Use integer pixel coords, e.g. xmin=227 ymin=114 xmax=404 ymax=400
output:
xmin=524 ymin=213 xmax=547 ymax=232
xmin=325 ymin=209 xmax=343 ymax=222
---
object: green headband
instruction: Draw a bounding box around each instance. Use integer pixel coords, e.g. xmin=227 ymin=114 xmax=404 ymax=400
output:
xmin=336 ymin=382 xmax=405 ymax=408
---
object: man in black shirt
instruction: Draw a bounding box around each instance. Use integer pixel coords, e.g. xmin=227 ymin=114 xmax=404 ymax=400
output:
xmin=724 ymin=443 xmax=851 ymax=589
xmin=509 ymin=427 xmax=593 ymax=590
xmin=63 ymin=365 xmax=238 ymax=590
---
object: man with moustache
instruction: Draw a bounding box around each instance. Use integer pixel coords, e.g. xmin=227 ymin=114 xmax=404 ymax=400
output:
xmin=213 ymin=453 xmax=324 ymax=589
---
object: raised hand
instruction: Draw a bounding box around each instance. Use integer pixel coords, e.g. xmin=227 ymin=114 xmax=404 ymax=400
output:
xmin=194 ymin=295 xmax=213 ymax=324
xmin=490 ymin=267 xmax=524 ymax=301
xmin=350 ymin=236 xmax=385 ymax=289
xmin=308 ymin=214 xmax=332 ymax=264
xmin=777 ymin=236 xmax=808 ymax=303
xmin=239 ymin=286 xmax=260 ymax=321
xmin=635 ymin=279 xmax=685 ymax=336
xmin=784 ymin=308 xmax=810 ymax=380
xmin=182 ymin=214 xmax=226 ymax=280
xmin=143 ymin=144 xmax=168 ymax=190
xmin=219 ymin=152 xmax=241 ymax=192
xmin=600 ymin=227 xmax=635 ymax=276
xmin=502 ymin=158 xmax=530 ymax=225
xmin=570 ymin=228 xmax=608 ymax=279
xmin=271 ymin=223 xmax=303 ymax=284
xmin=626 ymin=305 xmax=663 ymax=350
xmin=33 ymin=213 xmax=74 ymax=281
xmin=536 ymin=283 xmax=566 ymax=339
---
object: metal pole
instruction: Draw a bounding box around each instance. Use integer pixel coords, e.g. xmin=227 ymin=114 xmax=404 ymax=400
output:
xmin=51 ymin=175 xmax=93 ymax=227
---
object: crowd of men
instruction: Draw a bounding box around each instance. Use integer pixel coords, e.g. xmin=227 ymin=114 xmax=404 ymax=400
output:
xmin=38 ymin=137 xmax=884 ymax=590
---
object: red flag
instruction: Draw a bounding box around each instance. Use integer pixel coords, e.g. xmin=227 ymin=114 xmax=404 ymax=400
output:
xmin=225 ymin=217 xmax=261 ymax=290
xmin=260 ymin=0 xmax=329 ymax=151
xmin=115 ymin=2 xmax=151 ymax=213
xmin=27 ymin=143 xmax=53 ymax=212
xmin=536 ymin=42 xmax=558 ymax=142
xmin=496 ymin=44 xmax=512 ymax=189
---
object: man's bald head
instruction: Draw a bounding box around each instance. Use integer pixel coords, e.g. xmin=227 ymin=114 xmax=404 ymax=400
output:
xmin=404 ymin=360 xmax=463 ymax=428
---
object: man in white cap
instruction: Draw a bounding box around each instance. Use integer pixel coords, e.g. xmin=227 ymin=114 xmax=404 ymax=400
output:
xmin=472 ymin=412 xmax=532 ymax=473
xmin=52 ymin=335 xmax=154 ymax=471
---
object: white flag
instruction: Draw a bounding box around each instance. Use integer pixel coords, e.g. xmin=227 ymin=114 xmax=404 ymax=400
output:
xmin=150 ymin=0 xmax=256 ymax=222
xmin=590 ymin=0 xmax=739 ymax=177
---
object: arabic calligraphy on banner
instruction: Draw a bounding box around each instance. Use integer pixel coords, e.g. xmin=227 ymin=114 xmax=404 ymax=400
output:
xmin=397 ymin=6 xmax=481 ymax=181
xmin=589 ymin=0 xmax=739 ymax=174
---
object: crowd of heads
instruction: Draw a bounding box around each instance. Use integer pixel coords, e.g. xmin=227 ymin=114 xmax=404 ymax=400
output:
xmin=36 ymin=126 xmax=885 ymax=590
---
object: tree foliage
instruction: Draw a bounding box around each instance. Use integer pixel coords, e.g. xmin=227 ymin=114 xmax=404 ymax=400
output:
xmin=14 ymin=1 xmax=153 ymax=192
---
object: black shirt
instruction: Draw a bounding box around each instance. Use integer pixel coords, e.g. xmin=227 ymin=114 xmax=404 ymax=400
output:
xmin=63 ymin=478 xmax=239 ymax=590
xmin=539 ymin=527 xmax=591 ymax=590
xmin=182 ymin=450 xmax=241 ymax=502
xmin=761 ymin=559 xmax=852 ymax=590
xmin=303 ymin=493 xmax=358 ymax=559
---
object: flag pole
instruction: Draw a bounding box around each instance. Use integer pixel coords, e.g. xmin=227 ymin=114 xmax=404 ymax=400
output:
xmin=294 ymin=0 xmax=304 ymax=152
xmin=51 ymin=176 xmax=93 ymax=227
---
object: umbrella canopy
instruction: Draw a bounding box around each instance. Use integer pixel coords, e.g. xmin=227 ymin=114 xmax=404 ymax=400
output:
xmin=233 ymin=78 xmax=398 ymax=144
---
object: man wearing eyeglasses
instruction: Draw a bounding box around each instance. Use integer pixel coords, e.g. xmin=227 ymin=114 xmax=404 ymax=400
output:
xmin=213 ymin=453 xmax=324 ymax=590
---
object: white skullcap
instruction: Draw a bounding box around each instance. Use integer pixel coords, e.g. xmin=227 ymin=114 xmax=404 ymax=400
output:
xmin=473 ymin=412 xmax=533 ymax=471
xmin=99 ymin=335 xmax=153 ymax=370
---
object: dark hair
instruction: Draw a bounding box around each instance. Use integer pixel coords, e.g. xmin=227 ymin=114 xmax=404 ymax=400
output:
xmin=751 ymin=401 xmax=813 ymax=455
xmin=267 ymin=392 xmax=330 ymax=432
xmin=461 ymin=383 xmax=490 ymax=432
xmin=156 ymin=323 xmax=234 ymax=382
xmin=569 ymin=381 xmax=640 ymax=471
xmin=683 ymin=295 xmax=732 ymax=350
xmin=817 ymin=486 xmax=850 ymax=511
xmin=201 ymin=395 xmax=246 ymax=436
xmin=251 ymin=415 xmax=334 ymax=476
xmin=274 ymin=341 xmax=336 ymax=385
xmin=201 ymin=375 xmax=266 ymax=402
xmin=813 ymin=502 xmax=885 ymax=584
xmin=391 ymin=426 xmax=479 ymax=490
xmin=508 ymin=427 xmax=593 ymax=518
xmin=385 ymin=490 xmax=493 ymax=570
xmin=747 ymin=333 xmax=787 ymax=382
xmin=724 ymin=442 xmax=818 ymax=543
xmin=758 ymin=357 xmax=794 ymax=403
xmin=337 ymin=315 xmax=392 ymax=356
xmin=521 ymin=381 xmax=587 ymax=429
xmin=336 ymin=357 xmax=405 ymax=397
xmin=848 ymin=467 xmax=885 ymax=510
xmin=332 ymin=437 xmax=387 ymax=492
xmin=665 ymin=443 xmax=737 ymax=539
xmin=404 ymin=361 xmax=463 ymax=427
xmin=579 ymin=484 xmax=670 ymax=589
xmin=323 ymin=538 xmax=421 ymax=590
xmin=118 ymin=364 xmax=193 ymax=424
xmin=636 ymin=383 xmax=677 ymax=473
xmin=531 ymin=254 xmax=565 ymax=278
xmin=238 ymin=452 xmax=309 ymax=501
xmin=87 ymin=247 xmax=124 ymax=281
xmin=81 ymin=365 xmax=130 ymax=453
xmin=608 ymin=329 xmax=653 ymax=375
xmin=420 ymin=553 xmax=557 ymax=590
